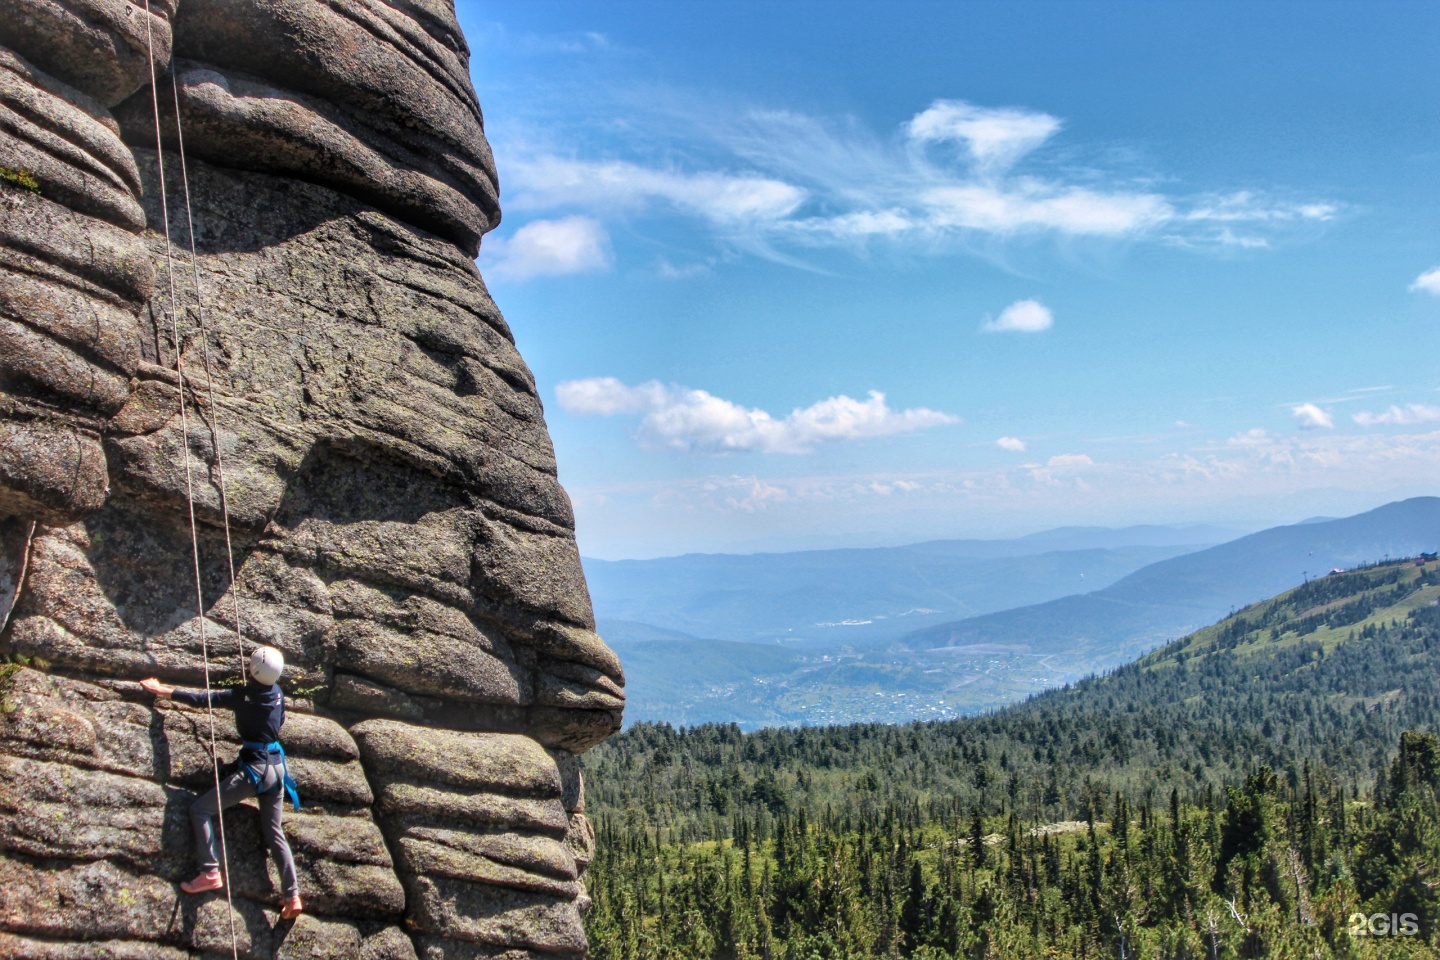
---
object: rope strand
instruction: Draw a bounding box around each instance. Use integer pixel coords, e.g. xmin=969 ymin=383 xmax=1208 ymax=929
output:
xmin=141 ymin=6 xmax=241 ymax=956
xmin=168 ymin=65 xmax=249 ymax=683
xmin=0 ymin=521 xmax=36 ymax=636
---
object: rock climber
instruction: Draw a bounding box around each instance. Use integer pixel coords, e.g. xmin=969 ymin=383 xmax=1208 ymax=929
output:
xmin=140 ymin=646 xmax=304 ymax=920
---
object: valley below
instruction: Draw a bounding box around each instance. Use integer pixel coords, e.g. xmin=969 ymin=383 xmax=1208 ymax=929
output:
xmin=591 ymin=497 xmax=1440 ymax=727
xmin=582 ymin=547 xmax=1440 ymax=958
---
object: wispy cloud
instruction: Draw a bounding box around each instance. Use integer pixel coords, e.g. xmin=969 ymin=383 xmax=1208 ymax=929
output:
xmin=481 ymin=216 xmax=612 ymax=279
xmin=654 ymin=257 xmax=715 ymax=279
xmin=497 ymin=97 xmax=1337 ymax=268
xmin=983 ymin=299 xmax=1053 ymax=333
xmin=1353 ymin=403 xmax=1440 ymax=426
xmin=1228 ymin=427 xmax=1272 ymax=447
xmin=507 ymin=157 xmax=805 ymax=225
xmin=1410 ymin=267 xmax=1440 ymax=295
xmin=996 ymin=436 xmax=1027 ymax=452
xmin=1291 ymin=403 xmax=1334 ymax=429
xmin=906 ymin=100 xmax=1061 ymax=176
xmin=555 ymin=377 xmax=958 ymax=454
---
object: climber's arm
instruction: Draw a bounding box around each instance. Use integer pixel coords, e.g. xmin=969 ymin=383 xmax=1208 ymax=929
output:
xmin=139 ymin=678 xmax=240 ymax=707
xmin=139 ymin=677 xmax=176 ymax=699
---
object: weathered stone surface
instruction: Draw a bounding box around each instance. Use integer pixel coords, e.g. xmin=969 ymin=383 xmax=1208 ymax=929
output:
xmin=0 ymin=1 xmax=620 ymax=956
xmin=405 ymin=875 xmax=587 ymax=956
xmin=0 ymin=0 xmax=173 ymax=107
xmin=0 ymin=754 xmax=184 ymax=867
xmin=0 ymin=931 xmax=191 ymax=960
xmin=157 ymin=0 xmax=499 ymax=254
xmin=0 ymin=420 xmax=109 ymax=525
xmin=564 ymin=815 xmax=595 ymax=875
xmin=354 ymin=720 xmax=562 ymax=796
xmin=0 ymin=854 xmax=183 ymax=942
xmin=0 ymin=43 xmax=150 ymax=526
xmin=223 ymin=809 xmax=406 ymax=918
xmin=331 ymin=673 xmax=425 ymax=720
xmin=414 ymin=939 xmax=583 ymax=960
xmin=0 ymin=47 xmax=145 ymax=228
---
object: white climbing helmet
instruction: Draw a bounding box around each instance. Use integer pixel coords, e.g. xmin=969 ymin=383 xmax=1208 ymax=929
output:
xmin=249 ymin=646 xmax=285 ymax=685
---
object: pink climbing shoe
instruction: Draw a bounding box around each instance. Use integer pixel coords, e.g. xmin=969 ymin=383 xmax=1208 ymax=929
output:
xmin=180 ymin=870 xmax=224 ymax=894
xmin=280 ymin=894 xmax=304 ymax=920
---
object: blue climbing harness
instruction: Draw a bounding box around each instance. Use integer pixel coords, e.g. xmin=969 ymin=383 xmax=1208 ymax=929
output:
xmin=241 ymin=740 xmax=302 ymax=811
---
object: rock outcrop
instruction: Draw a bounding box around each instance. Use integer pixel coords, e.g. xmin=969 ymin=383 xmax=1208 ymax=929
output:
xmin=0 ymin=2 xmax=622 ymax=957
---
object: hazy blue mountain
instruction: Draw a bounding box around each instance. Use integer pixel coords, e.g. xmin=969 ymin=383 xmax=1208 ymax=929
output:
xmin=895 ymin=496 xmax=1440 ymax=670
xmin=601 ymin=498 xmax=1440 ymax=728
xmin=583 ymin=524 xmax=1239 ymax=648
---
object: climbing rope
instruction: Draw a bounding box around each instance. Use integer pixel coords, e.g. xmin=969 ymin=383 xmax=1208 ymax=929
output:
xmin=141 ymin=5 xmax=241 ymax=957
xmin=0 ymin=521 xmax=36 ymax=636
xmin=167 ymin=61 xmax=249 ymax=684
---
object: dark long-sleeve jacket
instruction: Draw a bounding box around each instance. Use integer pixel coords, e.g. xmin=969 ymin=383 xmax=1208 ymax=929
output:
xmin=172 ymin=681 xmax=286 ymax=766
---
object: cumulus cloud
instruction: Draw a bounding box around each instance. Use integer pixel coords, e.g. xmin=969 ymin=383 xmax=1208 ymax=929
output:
xmin=1410 ymin=267 xmax=1440 ymax=295
xmin=482 ymin=216 xmax=612 ymax=280
xmin=1046 ymin=454 xmax=1094 ymax=468
xmin=983 ymin=299 xmax=1053 ymax=333
xmin=555 ymin=378 xmax=958 ymax=454
xmin=1291 ymin=403 xmax=1334 ymax=429
xmin=996 ymin=436 xmax=1027 ymax=452
xmin=1353 ymin=403 xmax=1440 ymax=426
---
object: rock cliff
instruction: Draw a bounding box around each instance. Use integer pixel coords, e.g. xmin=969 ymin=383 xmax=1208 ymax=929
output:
xmin=0 ymin=2 xmax=623 ymax=957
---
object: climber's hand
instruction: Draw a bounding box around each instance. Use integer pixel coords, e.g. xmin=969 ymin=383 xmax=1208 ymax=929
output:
xmin=139 ymin=677 xmax=173 ymax=698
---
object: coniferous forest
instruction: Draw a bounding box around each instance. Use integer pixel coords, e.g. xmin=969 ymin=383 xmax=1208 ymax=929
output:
xmin=581 ymin=559 xmax=1440 ymax=958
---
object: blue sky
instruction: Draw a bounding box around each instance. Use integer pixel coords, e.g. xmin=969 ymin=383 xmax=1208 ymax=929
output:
xmin=457 ymin=1 xmax=1440 ymax=559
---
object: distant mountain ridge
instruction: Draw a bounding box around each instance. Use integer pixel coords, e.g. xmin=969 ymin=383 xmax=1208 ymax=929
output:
xmin=596 ymin=497 xmax=1440 ymax=728
xmin=894 ymin=496 xmax=1440 ymax=669
xmin=584 ymin=523 xmax=1240 ymax=648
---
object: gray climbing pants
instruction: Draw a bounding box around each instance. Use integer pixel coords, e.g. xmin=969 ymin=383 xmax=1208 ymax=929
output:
xmin=191 ymin=763 xmax=298 ymax=897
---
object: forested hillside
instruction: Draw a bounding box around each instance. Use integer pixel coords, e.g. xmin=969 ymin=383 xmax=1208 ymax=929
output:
xmin=582 ymin=557 xmax=1440 ymax=958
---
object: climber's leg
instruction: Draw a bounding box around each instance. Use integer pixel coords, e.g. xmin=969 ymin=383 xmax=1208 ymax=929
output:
xmin=258 ymin=776 xmax=300 ymax=899
xmin=185 ymin=770 xmax=256 ymax=892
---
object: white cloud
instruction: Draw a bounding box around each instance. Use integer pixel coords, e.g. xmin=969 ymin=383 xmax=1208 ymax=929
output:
xmin=571 ymin=427 xmax=1440 ymax=555
xmin=507 ymin=157 xmax=805 ymax=225
xmin=496 ymin=97 xmax=1335 ymax=269
xmin=556 ymin=378 xmax=958 ymax=454
xmin=996 ymin=436 xmax=1027 ymax=452
xmin=1410 ymin=267 xmax=1440 ymax=295
xmin=923 ymin=182 xmax=1171 ymax=236
xmin=1185 ymin=192 xmax=1337 ymax=224
xmin=1227 ymin=427 xmax=1272 ymax=447
xmin=906 ymin=100 xmax=1061 ymax=175
xmin=1291 ymin=403 xmax=1334 ymax=429
xmin=1046 ymin=454 xmax=1093 ymax=468
xmin=481 ymin=216 xmax=612 ymax=280
xmin=983 ymin=299 xmax=1053 ymax=333
xmin=555 ymin=376 xmax=664 ymax=415
xmin=655 ymin=258 xmax=714 ymax=279
xmin=699 ymin=476 xmax=789 ymax=512
xmin=1353 ymin=403 xmax=1440 ymax=426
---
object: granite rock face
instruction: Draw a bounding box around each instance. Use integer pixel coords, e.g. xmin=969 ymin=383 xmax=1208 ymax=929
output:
xmin=0 ymin=2 xmax=621 ymax=957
